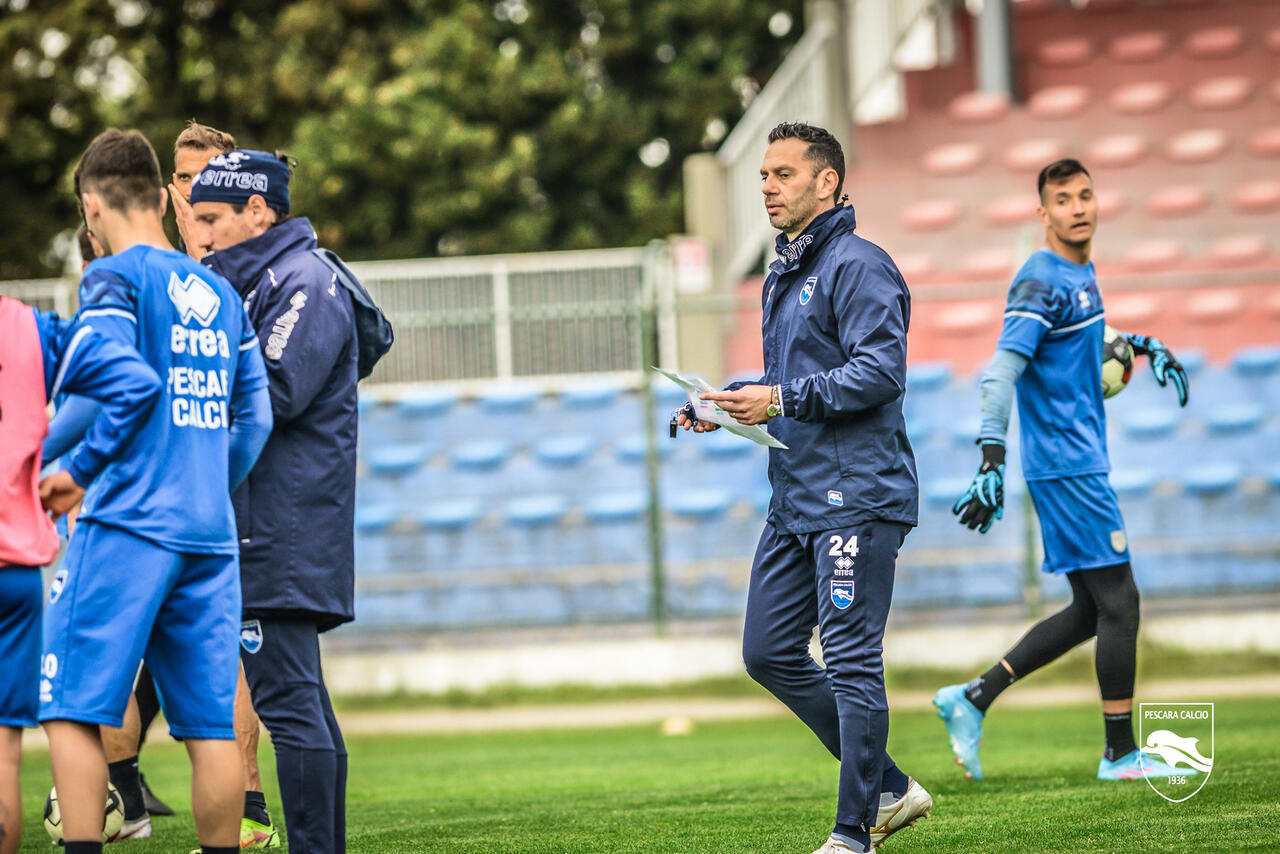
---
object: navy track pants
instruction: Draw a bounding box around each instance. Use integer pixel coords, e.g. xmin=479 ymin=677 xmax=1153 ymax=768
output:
xmin=743 ymin=518 xmax=908 ymax=828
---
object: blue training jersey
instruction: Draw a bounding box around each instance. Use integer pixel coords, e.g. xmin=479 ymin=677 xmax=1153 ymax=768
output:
xmin=996 ymin=248 xmax=1108 ymax=481
xmin=73 ymin=245 xmax=268 ymax=554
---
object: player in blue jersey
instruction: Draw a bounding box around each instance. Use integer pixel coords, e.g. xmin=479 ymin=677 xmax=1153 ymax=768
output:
xmin=0 ymin=297 xmax=160 ymax=854
xmin=935 ymin=159 xmax=1192 ymax=783
xmin=37 ymin=129 xmax=274 ymax=854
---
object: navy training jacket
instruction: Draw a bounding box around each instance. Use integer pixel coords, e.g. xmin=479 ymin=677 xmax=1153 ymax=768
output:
xmin=758 ymin=204 xmax=918 ymax=533
xmin=203 ymin=217 xmax=358 ymax=630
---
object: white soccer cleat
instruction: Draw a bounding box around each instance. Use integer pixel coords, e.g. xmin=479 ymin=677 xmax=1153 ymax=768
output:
xmin=811 ymin=834 xmax=870 ymax=854
xmin=108 ymin=814 xmax=152 ymax=842
xmin=870 ymin=777 xmax=933 ymax=848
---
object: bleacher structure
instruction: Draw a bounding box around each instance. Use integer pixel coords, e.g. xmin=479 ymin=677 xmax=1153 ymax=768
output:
xmin=350 ymin=0 xmax=1280 ymax=633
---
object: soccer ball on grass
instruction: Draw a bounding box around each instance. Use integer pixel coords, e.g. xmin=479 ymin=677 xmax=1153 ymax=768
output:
xmin=44 ymin=783 xmax=125 ymax=843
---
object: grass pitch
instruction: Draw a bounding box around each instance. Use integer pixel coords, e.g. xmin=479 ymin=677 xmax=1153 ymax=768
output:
xmin=18 ymin=695 xmax=1279 ymax=853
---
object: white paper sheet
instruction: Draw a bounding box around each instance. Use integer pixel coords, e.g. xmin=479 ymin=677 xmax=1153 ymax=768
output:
xmin=653 ymin=367 xmax=788 ymax=449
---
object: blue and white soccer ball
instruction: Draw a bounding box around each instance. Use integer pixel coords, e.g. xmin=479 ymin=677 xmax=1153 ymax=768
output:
xmin=44 ymin=782 xmax=125 ymax=843
xmin=1101 ymin=325 xmax=1134 ymax=399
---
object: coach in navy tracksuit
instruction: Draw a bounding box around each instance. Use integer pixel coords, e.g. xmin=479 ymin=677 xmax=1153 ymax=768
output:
xmin=192 ymin=151 xmax=357 ymax=854
xmin=681 ymin=124 xmax=928 ymax=854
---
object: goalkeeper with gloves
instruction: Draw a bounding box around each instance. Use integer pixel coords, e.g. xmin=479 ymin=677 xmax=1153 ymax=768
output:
xmin=935 ymin=159 xmax=1190 ymax=783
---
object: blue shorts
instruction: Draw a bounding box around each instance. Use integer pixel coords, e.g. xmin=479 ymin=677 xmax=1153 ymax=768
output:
xmin=0 ymin=568 xmax=43 ymax=728
xmin=39 ymin=522 xmax=241 ymax=739
xmin=1027 ymin=474 xmax=1131 ymax=575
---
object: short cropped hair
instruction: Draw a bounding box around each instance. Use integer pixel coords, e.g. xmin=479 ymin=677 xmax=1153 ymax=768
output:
xmin=767 ymin=122 xmax=846 ymax=200
xmin=74 ymin=129 xmax=164 ymax=213
xmin=1037 ymin=158 xmax=1091 ymax=200
xmin=174 ymin=120 xmax=237 ymax=157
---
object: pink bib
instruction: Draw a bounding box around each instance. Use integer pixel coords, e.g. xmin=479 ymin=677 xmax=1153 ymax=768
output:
xmin=0 ymin=296 xmax=59 ymax=567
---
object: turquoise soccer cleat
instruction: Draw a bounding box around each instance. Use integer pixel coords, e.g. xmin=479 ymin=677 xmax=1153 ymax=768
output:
xmin=933 ymin=683 xmax=984 ymax=781
xmin=1097 ymin=748 xmax=1201 ymax=781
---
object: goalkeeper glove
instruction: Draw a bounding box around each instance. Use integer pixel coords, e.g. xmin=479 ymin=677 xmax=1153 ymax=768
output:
xmin=1127 ymin=334 xmax=1189 ymax=407
xmin=953 ymin=440 xmax=1006 ymax=534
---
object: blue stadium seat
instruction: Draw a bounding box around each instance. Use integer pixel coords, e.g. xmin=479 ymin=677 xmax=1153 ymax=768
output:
xmin=664 ymin=487 xmax=736 ymax=562
xmin=534 ymin=435 xmax=596 ymax=467
xmin=367 ymin=443 xmax=429 ymax=477
xmin=1110 ymin=468 xmax=1161 ymax=543
xmin=495 ymin=582 xmax=572 ymax=624
xmin=411 ymin=497 xmax=487 ymax=572
xmin=1232 ymin=346 xmax=1280 ymax=378
xmin=906 ymin=362 xmax=953 ymax=393
xmin=582 ymin=490 xmax=649 ymax=567
xmin=500 ymin=494 xmax=571 ymax=568
xmin=569 ymin=578 xmax=650 ymax=621
xmin=353 ymin=504 xmax=400 ymax=576
xmin=669 ymin=573 xmax=741 ymax=618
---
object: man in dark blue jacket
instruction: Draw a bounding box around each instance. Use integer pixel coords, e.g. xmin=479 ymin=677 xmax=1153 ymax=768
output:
xmin=679 ymin=123 xmax=928 ymax=854
xmin=192 ymin=150 xmax=357 ymax=854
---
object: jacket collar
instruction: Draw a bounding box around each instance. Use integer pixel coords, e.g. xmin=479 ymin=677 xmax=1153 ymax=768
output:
xmin=203 ymin=217 xmax=318 ymax=296
xmin=769 ymin=204 xmax=856 ymax=275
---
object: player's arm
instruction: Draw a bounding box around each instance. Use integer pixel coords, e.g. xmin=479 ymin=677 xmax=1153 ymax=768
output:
xmin=227 ymin=316 xmax=273 ymax=490
xmin=953 ymin=349 xmax=1030 ymax=533
xmin=34 ymin=311 xmax=161 ymax=515
xmin=251 ymin=273 xmax=354 ymax=423
xmin=1121 ymin=331 xmax=1189 ymax=406
xmin=42 ymin=269 xmax=139 ymax=464
xmin=779 ymin=256 xmax=910 ymax=422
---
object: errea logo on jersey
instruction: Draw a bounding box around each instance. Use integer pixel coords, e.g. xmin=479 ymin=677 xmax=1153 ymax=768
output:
xmin=168 ymin=272 xmax=222 ymax=327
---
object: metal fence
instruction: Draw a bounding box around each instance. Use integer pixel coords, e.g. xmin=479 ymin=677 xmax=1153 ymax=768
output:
xmin=350 ymin=245 xmax=677 ymax=387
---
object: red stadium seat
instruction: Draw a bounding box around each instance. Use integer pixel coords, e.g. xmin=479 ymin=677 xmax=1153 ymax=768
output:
xmin=984 ymin=194 xmax=1038 ymax=226
xmin=922 ymin=142 xmax=986 ymax=176
xmin=1012 ymin=0 xmax=1057 ymax=17
xmin=959 ymin=248 xmax=1016 ymax=280
xmin=1097 ymin=191 xmax=1129 ymax=219
xmin=1185 ymin=290 xmax=1245 ymax=323
xmin=895 ymin=252 xmax=936 ymax=279
xmin=1123 ymin=239 xmax=1185 ymax=270
xmin=1267 ymin=289 xmax=1280 ymax=321
xmin=1037 ymin=37 xmax=1093 ymax=67
xmin=1146 ymin=185 xmax=1210 ymax=217
xmin=1027 ymin=85 xmax=1091 ymax=119
xmin=1271 ymin=79 xmax=1280 ymax=104
xmin=1004 ymin=138 xmax=1068 ymax=172
xmin=947 ymin=91 xmax=1011 ymax=124
xmin=1108 ymin=31 xmax=1170 ymax=63
xmin=1109 ymin=81 xmax=1173 ymax=115
xmin=936 ymin=300 xmax=1001 ymax=333
xmin=900 ymin=199 xmax=961 ymax=231
xmin=1207 ymin=235 xmax=1269 ymax=267
xmin=1249 ymin=127 xmax=1280 ymax=158
xmin=1183 ymin=26 xmax=1245 ymax=59
xmin=1188 ymin=76 xmax=1255 ymax=111
xmin=1266 ymin=26 xmax=1280 ymax=53
xmin=1088 ymin=133 xmax=1148 ymax=168
xmin=1106 ymin=295 xmax=1162 ymax=326
xmin=1230 ymin=180 xmax=1280 ymax=213
xmin=1164 ymin=129 xmax=1230 ymax=164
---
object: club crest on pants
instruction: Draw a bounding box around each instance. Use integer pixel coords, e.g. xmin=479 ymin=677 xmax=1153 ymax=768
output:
xmin=240 ymin=619 xmax=263 ymax=654
xmin=831 ymin=579 xmax=854 ymax=609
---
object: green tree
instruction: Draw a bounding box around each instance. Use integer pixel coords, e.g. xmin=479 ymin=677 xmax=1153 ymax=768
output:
xmin=0 ymin=0 xmax=801 ymax=278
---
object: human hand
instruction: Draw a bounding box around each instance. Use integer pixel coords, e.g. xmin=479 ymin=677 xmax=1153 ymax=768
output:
xmin=953 ymin=441 xmax=1006 ymax=534
xmin=1128 ymin=334 xmax=1188 ymax=407
xmin=700 ymin=384 xmax=774 ymax=426
xmin=169 ymin=184 xmax=205 ymax=261
xmin=39 ymin=470 xmax=85 ymax=520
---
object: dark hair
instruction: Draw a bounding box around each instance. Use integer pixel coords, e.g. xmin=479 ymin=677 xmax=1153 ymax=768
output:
xmin=228 ymin=200 xmax=291 ymax=228
xmin=174 ymin=120 xmax=237 ymax=157
xmin=74 ymin=129 xmax=164 ymax=212
xmin=767 ymin=122 xmax=846 ymax=200
xmin=75 ymin=224 xmax=98 ymax=261
xmin=1037 ymin=158 xmax=1091 ymax=200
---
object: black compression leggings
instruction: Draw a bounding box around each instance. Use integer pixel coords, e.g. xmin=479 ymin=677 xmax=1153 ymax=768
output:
xmin=1003 ymin=562 xmax=1140 ymax=701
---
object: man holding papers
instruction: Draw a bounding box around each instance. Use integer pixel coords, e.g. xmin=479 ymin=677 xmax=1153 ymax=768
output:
xmin=674 ymin=122 xmax=927 ymax=854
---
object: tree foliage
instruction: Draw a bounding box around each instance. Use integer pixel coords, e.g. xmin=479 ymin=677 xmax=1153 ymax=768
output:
xmin=0 ymin=0 xmax=801 ymax=278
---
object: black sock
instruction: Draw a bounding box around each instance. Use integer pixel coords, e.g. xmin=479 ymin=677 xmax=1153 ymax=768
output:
xmin=964 ymin=662 xmax=1016 ymax=713
xmin=201 ymin=847 xmax=239 ymax=854
xmin=243 ymin=790 xmax=271 ymax=826
xmin=1103 ymin=711 xmax=1137 ymax=761
xmin=107 ymin=756 xmax=147 ymax=820
xmin=832 ymin=822 xmax=871 ymax=852
xmin=880 ymin=763 xmax=910 ymax=801
xmin=64 ymin=843 xmax=104 ymax=854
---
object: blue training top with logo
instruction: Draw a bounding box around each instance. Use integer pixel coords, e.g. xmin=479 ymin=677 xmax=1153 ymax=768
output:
xmin=996 ymin=247 xmax=1109 ymax=481
xmin=73 ymin=245 xmax=268 ymax=554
